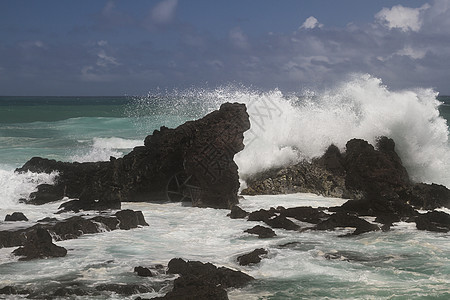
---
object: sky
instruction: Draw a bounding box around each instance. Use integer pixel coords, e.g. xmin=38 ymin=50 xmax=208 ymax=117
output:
xmin=1 ymin=0 xmax=449 ymax=96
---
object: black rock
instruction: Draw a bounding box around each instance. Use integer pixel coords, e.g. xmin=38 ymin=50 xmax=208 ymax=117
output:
xmin=265 ymin=215 xmax=300 ymax=231
xmin=237 ymin=248 xmax=268 ymax=266
xmin=227 ymin=205 xmax=249 ymax=219
xmin=5 ymin=212 xmax=28 ymax=222
xmin=415 ymin=211 xmax=450 ymax=232
xmin=16 ymin=103 xmax=250 ymax=210
xmin=248 ymin=209 xmax=276 ymax=222
xmin=134 ymin=266 xmax=153 ymax=277
xmin=280 ymin=206 xmax=328 ymax=224
xmin=167 ymin=258 xmax=254 ymax=289
xmin=115 ymin=209 xmax=149 ymax=230
xmin=313 ymin=212 xmax=380 ymax=235
xmin=154 ymin=274 xmax=228 ymax=300
xmin=0 ymin=210 xmax=149 ymax=249
xmin=12 ymin=227 xmax=67 ymax=260
xmin=244 ymin=225 xmax=276 ymax=238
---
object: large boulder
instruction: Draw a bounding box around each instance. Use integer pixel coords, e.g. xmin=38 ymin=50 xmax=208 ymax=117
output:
xmin=16 ymin=103 xmax=250 ymax=210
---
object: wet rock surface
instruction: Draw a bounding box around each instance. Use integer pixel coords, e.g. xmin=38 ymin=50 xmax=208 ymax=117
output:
xmin=227 ymin=205 xmax=249 ymax=219
xmin=237 ymin=248 xmax=268 ymax=266
xmin=12 ymin=227 xmax=67 ymax=260
xmin=16 ymin=102 xmax=250 ymax=210
xmin=167 ymin=258 xmax=254 ymax=289
xmin=414 ymin=210 xmax=450 ymax=232
xmin=0 ymin=209 xmax=149 ymax=249
xmin=244 ymin=225 xmax=277 ymax=238
xmin=313 ymin=212 xmax=380 ymax=236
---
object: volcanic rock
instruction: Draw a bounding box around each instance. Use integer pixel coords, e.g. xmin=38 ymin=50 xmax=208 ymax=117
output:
xmin=313 ymin=212 xmax=380 ymax=235
xmin=5 ymin=212 xmax=28 ymax=222
xmin=134 ymin=266 xmax=153 ymax=277
xmin=154 ymin=275 xmax=229 ymax=300
xmin=280 ymin=206 xmax=328 ymax=224
xmin=115 ymin=209 xmax=149 ymax=230
xmin=16 ymin=103 xmax=250 ymax=210
xmin=0 ymin=210 xmax=148 ymax=249
xmin=247 ymin=208 xmax=276 ymax=222
xmin=415 ymin=211 xmax=450 ymax=232
xmin=244 ymin=225 xmax=276 ymax=238
xmin=12 ymin=227 xmax=67 ymax=260
xmin=237 ymin=248 xmax=268 ymax=266
xmin=167 ymin=258 xmax=254 ymax=289
xmin=265 ymin=215 xmax=300 ymax=231
xmin=227 ymin=205 xmax=249 ymax=219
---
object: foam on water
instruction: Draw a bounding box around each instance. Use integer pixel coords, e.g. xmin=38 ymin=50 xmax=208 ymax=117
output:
xmin=1 ymin=195 xmax=448 ymax=299
xmin=0 ymin=169 xmax=58 ymax=210
xmin=69 ymin=137 xmax=144 ymax=162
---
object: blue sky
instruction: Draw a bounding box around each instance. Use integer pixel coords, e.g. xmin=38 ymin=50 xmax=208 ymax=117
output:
xmin=1 ymin=0 xmax=449 ymax=95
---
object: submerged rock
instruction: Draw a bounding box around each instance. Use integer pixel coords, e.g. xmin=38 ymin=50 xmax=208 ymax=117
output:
xmin=16 ymin=103 xmax=250 ymax=210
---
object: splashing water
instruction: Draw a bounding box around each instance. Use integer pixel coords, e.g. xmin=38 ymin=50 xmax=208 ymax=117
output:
xmin=128 ymin=74 xmax=450 ymax=187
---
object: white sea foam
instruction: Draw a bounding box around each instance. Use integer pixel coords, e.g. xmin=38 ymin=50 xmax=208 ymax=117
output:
xmin=188 ymin=74 xmax=449 ymax=187
xmin=0 ymin=169 xmax=58 ymax=210
xmin=70 ymin=137 xmax=143 ymax=163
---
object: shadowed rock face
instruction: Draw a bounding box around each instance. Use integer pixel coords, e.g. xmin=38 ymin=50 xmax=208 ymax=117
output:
xmin=16 ymin=103 xmax=250 ymax=210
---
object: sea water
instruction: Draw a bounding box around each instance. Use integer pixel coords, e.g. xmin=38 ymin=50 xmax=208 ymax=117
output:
xmin=0 ymin=74 xmax=449 ymax=299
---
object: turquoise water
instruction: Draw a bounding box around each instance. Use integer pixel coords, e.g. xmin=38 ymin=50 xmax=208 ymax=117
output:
xmin=1 ymin=77 xmax=450 ymax=299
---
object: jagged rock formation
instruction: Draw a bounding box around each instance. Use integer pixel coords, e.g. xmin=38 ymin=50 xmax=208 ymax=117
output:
xmin=154 ymin=258 xmax=254 ymax=300
xmin=16 ymin=103 xmax=250 ymax=210
xmin=12 ymin=227 xmax=67 ymax=260
xmin=242 ymin=137 xmax=450 ymax=213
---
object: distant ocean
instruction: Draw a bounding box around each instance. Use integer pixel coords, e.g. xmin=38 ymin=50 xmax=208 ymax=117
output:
xmin=1 ymin=74 xmax=449 ymax=299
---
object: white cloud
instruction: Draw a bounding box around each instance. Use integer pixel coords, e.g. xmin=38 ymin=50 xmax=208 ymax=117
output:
xmin=96 ymin=50 xmax=120 ymax=67
xmin=151 ymin=0 xmax=178 ymax=24
xmin=396 ymin=46 xmax=427 ymax=60
xmin=229 ymin=27 xmax=250 ymax=49
xmin=299 ymin=16 xmax=323 ymax=30
xmin=375 ymin=4 xmax=430 ymax=32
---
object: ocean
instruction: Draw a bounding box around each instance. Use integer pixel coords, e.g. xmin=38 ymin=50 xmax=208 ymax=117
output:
xmin=0 ymin=74 xmax=449 ymax=299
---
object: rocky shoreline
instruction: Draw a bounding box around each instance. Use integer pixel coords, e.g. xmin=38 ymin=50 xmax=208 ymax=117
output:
xmin=1 ymin=102 xmax=450 ymax=299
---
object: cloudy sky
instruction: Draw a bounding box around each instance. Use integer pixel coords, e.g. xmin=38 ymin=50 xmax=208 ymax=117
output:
xmin=1 ymin=0 xmax=449 ymax=96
